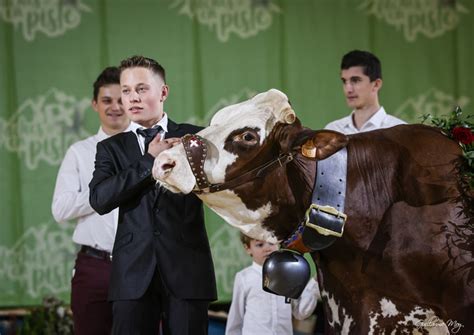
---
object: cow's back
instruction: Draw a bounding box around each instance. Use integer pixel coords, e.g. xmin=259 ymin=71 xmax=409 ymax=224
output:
xmin=315 ymin=124 xmax=474 ymax=334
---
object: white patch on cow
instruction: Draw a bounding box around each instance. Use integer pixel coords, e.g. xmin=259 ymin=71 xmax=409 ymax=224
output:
xmin=200 ymin=191 xmax=277 ymax=243
xmin=368 ymin=312 xmax=380 ymax=335
xmin=398 ymin=307 xmax=449 ymax=334
xmin=380 ymin=298 xmax=399 ymax=318
xmin=154 ymin=144 xmax=196 ymax=194
xmin=321 ymin=290 xmax=354 ymax=334
xmin=368 ymin=301 xmax=449 ymax=335
xmin=206 ymin=137 xmax=238 ymax=184
xmin=199 ymin=89 xmax=293 ymax=185
xmin=368 ymin=298 xmax=400 ymax=334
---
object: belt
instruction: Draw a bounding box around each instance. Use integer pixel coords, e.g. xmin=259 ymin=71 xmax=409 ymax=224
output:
xmin=80 ymin=245 xmax=112 ymax=261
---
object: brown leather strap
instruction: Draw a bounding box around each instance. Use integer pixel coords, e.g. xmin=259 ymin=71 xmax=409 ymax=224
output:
xmin=182 ymin=133 xmax=295 ymax=194
xmin=207 ymin=153 xmax=294 ymax=193
xmin=182 ymin=134 xmax=210 ymax=190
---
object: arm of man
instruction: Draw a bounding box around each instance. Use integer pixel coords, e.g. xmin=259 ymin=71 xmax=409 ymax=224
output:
xmin=89 ymin=135 xmax=179 ymax=215
xmin=52 ymin=146 xmax=95 ymax=222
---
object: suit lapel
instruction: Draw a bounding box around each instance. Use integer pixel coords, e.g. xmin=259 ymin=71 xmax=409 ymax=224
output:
xmin=124 ymin=131 xmax=142 ymax=160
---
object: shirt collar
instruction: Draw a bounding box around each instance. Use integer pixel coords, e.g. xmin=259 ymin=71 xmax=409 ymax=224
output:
xmin=97 ymin=122 xmax=135 ymax=141
xmin=133 ymin=113 xmax=169 ymax=133
xmin=251 ymin=261 xmax=263 ymax=272
xmin=96 ymin=127 xmax=109 ymax=141
xmin=348 ymin=106 xmax=386 ymax=131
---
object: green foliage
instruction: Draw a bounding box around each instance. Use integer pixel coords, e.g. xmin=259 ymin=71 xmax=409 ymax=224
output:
xmin=20 ymin=296 xmax=73 ymax=335
xmin=422 ymin=106 xmax=474 ymax=189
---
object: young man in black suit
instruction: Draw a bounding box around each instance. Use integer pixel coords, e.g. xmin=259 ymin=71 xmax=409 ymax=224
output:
xmin=89 ymin=55 xmax=217 ymax=335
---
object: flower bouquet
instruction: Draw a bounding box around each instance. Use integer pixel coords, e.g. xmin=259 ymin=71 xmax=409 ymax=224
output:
xmin=422 ymin=106 xmax=474 ymax=189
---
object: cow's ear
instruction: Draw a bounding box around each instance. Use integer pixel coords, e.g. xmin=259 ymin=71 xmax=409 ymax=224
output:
xmin=302 ymin=130 xmax=349 ymax=160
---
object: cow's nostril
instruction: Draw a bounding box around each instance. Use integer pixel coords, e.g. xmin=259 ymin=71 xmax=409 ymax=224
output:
xmin=162 ymin=161 xmax=176 ymax=171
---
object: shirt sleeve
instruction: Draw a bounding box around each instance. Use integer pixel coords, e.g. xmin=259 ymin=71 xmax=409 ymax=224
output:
xmin=225 ymin=273 xmax=246 ymax=335
xmin=291 ymin=277 xmax=320 ymax=320
xmin=51 ymin=146 xmax=95 ymax=223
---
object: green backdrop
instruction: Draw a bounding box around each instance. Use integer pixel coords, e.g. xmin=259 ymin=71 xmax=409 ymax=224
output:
xmin=1 ymin=0 xmax=473 ymax=306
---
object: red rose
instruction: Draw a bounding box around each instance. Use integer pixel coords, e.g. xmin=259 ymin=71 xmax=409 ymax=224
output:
xmin=452 ymin=127 xmax=474 ymax=145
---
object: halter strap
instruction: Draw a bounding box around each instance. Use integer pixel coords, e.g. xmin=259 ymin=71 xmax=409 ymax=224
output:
xmin=182 ymin=134 xmax=295 ymax=194
xmin=182 ymin=134 xmax=210 ymax=190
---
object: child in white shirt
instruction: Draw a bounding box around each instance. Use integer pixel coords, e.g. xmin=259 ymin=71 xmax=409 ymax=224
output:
xmin=225 ymin=233 xmax=319 ymax=335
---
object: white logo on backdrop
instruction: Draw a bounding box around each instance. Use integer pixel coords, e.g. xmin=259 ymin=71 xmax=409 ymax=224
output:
xmin=0 ymin=0 xmax=91 ymax=41
xmin=0 ymin=88 xmax=91 ymax=170
xmin=170 ymin=0 xmax=280 ymax=42
xmin=210 ymin=225 xmax=250 ymax=297
xmin=393 ymin=88 xmax=470 ymax=123
xmin=0 ymin=221 xmax=75 ymax=299
xmin=359 ymin=0 xmax=469 ymax=42
xmin=186 ymin=88 xmax=257 ymax=126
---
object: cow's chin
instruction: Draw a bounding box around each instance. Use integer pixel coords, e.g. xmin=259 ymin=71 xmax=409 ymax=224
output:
xmin=156 ymin=180 xmax=192 ymax=194
xmin=153 ymin=165 xmax=195 ymax=194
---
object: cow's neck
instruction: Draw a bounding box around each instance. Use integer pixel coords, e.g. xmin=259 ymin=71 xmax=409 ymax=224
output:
xmin=261 ymin=154 xmax=317 ymax=241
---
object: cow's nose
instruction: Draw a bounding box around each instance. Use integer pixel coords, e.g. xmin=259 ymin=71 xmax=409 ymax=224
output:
xmin=161 ymin=160 xmax=176 ymax=171
xmin=152 ymin=155 xmax=176 ymax=181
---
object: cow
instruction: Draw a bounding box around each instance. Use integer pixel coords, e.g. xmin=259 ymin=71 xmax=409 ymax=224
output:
xmin=152 ymin=89 xmax=474 ymax=334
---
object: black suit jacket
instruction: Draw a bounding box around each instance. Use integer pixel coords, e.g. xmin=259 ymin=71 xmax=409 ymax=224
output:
xmin=89 ymin=119 xmax=217 ymax=301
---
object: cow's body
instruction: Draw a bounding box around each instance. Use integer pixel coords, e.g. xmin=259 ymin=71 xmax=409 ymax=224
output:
xmin=153 ymin=89 xmax=473 ymax=334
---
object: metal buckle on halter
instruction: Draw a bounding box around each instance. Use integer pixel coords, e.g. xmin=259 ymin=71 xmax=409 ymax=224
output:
xmin=304 ymin=204 xmax=347 ymax=238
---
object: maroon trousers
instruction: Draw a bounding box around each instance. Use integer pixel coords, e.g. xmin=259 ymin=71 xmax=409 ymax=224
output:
xmin=71 ymin=250 xmax=113 ymax=335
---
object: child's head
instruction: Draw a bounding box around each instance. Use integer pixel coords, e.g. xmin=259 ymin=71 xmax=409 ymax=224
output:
xmin=240 ymin=232 xmax=279 ymax=266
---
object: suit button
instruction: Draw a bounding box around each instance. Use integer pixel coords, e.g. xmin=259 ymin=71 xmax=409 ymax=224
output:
xmin=153 ymin=230 xmax=160 ymax=236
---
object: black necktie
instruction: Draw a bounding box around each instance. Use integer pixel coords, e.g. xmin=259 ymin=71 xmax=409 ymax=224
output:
xmin=137 ymin=126 xmax=162 ymax=152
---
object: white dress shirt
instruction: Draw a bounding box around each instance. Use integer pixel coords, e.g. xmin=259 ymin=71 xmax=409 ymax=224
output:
xmin=225 ymin=262 xmax=319 ymax=335
xmin=324 ymin=107 xmax=406 ymax=134
xmin=51 ymin=125 xmax=133 ymax=252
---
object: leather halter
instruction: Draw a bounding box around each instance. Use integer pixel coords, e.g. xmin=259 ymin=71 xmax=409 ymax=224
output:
xmin=182 ymin=134 xmax=210 ymax=190
xmin=182 ymin=134 xmax=295 ymax=194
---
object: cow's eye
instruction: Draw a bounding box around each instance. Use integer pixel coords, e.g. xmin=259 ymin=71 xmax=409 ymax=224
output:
xmin=244 ymin=133 xmax=254 ymax=141
xmin=234 ymin=131 xmax=258 ymax=146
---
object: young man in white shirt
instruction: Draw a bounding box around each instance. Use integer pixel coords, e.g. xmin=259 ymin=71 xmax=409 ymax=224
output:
xmin=325 ymin=50 xmax=405 ymax=134
xmin=51 ymin=67 xmax=131 ymax=334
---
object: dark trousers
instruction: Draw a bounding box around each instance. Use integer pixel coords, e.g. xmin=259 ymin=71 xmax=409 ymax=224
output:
xmin=112 ymin=268 xmax=210 ymax=335
xmin=71 ymin=250 xmax=113 ymax=335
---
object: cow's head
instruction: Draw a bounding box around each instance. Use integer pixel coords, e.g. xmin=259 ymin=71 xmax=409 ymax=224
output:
xmin=153 ymin=89 xmax=347 ymax=242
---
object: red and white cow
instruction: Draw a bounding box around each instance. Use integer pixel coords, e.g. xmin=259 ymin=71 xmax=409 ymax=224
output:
xmin=153 ymin=89 xmax=474 ymax=334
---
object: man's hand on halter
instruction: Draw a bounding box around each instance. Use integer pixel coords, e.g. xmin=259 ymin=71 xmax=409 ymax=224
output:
xmin=148 ymin=136 xmax=181 ymax=157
